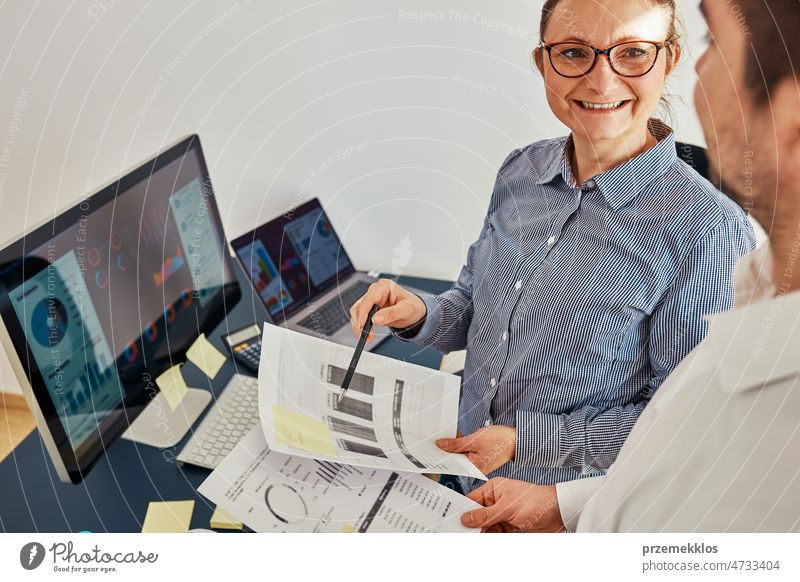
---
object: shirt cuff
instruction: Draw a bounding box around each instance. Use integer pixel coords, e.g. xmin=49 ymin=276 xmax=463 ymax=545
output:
xmin=555 ymin=476 xmax=606 ymax=532
xmin=390 ymin=292 xmax=442 ymax=344
xmin=515 ymin=410 xmax=562 ymax=467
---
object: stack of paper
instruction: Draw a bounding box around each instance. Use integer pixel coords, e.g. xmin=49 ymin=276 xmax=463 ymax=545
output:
xmin=198 ymin=324 xmax=484 ymax=533
xmin=258 ymin=324 xmax=486 ymax=480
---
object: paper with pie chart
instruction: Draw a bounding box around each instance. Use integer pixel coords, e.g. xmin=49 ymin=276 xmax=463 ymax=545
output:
xmin=198 ymin=424 xmax=480 ymax=533
xmin=258 ymin=324 xmax=486 ymax=481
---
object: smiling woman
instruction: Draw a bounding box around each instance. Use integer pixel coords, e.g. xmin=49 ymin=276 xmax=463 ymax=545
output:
xmin=350 ymin=0 xmax=756 ymax=494
xmin=534 ymin=0 xmax=681 ymax=182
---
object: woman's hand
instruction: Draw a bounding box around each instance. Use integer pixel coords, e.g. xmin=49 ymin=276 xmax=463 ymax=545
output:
xmin=436 ymin=426 xmax=516 ymax=475
xmin=349 ymin=279 xmax=426 ymax=343
xmin=462 ymin=478 xmax=565 ymax=533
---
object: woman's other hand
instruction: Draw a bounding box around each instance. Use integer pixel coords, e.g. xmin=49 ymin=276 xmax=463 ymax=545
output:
xmin=436 ymin=425 xmax=516 ymax=475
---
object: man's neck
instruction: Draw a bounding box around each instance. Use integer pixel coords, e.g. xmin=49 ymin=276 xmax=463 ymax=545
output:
xmin=570 ymin=125 xmax=657 ymax=185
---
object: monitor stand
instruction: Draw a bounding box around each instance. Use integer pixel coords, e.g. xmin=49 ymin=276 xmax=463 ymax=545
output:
xmin=120 ymin=388 xmax=212 ymax=448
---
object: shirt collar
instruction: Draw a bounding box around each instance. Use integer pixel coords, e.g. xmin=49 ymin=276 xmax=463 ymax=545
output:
xmin=530 ymin=136 xmax=569 ymax=186
xmin=704 ymin=290 xmax=800 ymax=393
xmin=534 ymin=118 xmax=678 ymax=211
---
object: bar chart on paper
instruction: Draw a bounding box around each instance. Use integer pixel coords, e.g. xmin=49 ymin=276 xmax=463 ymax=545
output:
xmin=257 ymin=324 xmax=487 ymax=481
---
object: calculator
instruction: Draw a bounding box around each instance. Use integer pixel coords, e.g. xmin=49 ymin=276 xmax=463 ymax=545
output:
xmin=222 ymin=324 xmax=262 ymax=373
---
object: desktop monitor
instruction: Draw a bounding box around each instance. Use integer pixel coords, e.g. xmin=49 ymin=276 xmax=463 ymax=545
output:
xmin=0 ymin=135 xmax=241 ymax=484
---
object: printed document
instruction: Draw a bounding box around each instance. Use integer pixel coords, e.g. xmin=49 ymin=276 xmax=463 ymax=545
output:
xmin=198 ymin=425 xmax=480 ymax=533
xmin=258 ymin=324 xmax=486 ymax=480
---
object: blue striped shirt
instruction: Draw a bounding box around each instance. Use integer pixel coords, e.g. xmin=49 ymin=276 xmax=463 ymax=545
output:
xmin=396 ymin=119 xmax=755 ymax=491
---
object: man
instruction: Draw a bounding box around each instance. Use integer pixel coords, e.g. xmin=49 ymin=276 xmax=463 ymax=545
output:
xmin=460 ymin=0 xmax=800 ymax=532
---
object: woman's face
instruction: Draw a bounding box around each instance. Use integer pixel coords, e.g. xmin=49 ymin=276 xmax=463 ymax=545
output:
xmin=536 ymin=0 xmax=676 ymax=145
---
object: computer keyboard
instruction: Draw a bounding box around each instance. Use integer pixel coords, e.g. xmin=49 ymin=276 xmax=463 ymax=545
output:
xmin=176 ymin=374 xmax=259 ymax=470
xmin=297 ymin=280 xmax=372 ymax=337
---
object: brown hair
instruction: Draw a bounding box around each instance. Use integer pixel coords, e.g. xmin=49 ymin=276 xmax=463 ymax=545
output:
xmin=539 ymin=0 xmax=680 ymax=44
xmin=739 ymin=0 xmax=800 ymax=104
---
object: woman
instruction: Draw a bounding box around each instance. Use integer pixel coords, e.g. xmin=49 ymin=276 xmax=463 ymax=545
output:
xmin=350 ymin=0 xmax=755 ymax=492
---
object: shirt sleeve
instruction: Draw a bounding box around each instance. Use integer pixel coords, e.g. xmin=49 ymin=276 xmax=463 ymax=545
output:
xmin=556 ymin=475 xmax=606 ymax=531
xmin=515 ymin=214 xmax=756 ymax=470
xmin=391 ymin=149 xmax=522 ymax=353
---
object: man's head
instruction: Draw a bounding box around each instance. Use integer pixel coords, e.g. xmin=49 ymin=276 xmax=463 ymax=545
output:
xmin=695 ymin=0 xmax=800 ymax=235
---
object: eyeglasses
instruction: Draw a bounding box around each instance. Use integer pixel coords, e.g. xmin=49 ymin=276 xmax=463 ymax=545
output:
xmin=540 ymin=39 xmax=676 ymax=78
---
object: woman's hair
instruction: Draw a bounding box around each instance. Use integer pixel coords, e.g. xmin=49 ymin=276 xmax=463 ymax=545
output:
xmin=539 ymin=0 xmax=679 ymax=44
xmin=538 ymin=0 xmax=682 ymax=123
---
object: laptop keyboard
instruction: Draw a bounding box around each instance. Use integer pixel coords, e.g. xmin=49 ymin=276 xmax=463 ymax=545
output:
xmin=297 ymin=280 xmax=372 ymax=337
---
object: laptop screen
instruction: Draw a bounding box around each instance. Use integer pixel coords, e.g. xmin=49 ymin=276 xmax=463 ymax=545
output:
xmin=232 ymin=198 xmax=355 ymax=322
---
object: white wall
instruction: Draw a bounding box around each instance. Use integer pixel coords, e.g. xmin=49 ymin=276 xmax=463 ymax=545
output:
xmin=0 ymin=0 xmax=708 ymax=394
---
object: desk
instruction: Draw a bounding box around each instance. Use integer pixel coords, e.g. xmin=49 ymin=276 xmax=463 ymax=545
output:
xmin=0 ymin=266 xmax=452 ymax=533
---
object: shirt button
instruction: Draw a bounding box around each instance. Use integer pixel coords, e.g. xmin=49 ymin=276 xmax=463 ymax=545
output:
xmin=490 ymin=378 xmax=497 ymax=387
xmin=514 ymin=280 xmax=522 ymax=290
xmin=547 ymin=235 xmax=556 ymax=246
xmin=585 ymin=179 xmax=596 ymax=189
xmin=484 ymin=419 xmax=492 ymax=427
xmin=501 ymin=332 xmax=508 ymax=342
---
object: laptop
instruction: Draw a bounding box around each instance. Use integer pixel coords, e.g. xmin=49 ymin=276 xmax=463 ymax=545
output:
xmin=231 ymin=198 xmax=420 ymax=350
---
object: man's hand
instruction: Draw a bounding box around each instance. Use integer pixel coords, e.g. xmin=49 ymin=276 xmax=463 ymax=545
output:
xmin=349 ymin=279 xmax=427 ymax=343
xmin=462 ymin=478 xmax=565 ymax=533
xmin=436 ymin=426 xmax=516 ymax=475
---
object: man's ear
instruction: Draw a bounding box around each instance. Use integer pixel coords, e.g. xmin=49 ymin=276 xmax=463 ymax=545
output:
xmin=533 ymin=47 xmax=545 ymax=76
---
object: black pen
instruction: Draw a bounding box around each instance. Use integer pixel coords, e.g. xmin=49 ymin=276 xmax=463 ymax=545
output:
xmin=338 ymin=304 xmax=379 ymax=402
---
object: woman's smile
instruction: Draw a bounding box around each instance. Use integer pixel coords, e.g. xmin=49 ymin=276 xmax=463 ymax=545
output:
xmin=572 ymin=99 xmax=632 ymax=111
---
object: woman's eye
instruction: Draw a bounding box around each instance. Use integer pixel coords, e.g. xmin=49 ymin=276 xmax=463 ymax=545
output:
xmin=560 ymin=48 xmax=590 ymax=59
xmin=621 ymin=48 xmax=647 ymax=59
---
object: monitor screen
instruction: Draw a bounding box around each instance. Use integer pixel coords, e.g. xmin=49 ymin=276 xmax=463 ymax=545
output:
xmin=231 ymin=199 xmax=354 ymax=321
xmin=0 ymin=135 xmax=241 ymax=483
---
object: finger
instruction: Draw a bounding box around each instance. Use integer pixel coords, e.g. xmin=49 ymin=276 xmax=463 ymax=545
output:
xmin=350 ymin=298 xmax=370 ymax=339
xmin=372 ymin=304 xmax=410 ymax=327
xmin=467 ymin=451 xmax=491 ymax=474
xmin=349 ymin=301 xmax=362 ymax=338
xmin=435 ymin=436 xmax=471 ymax=453
xmin=353 ymin=284 xmax=389 ymax=332
xmin=466 ymin=481 xmax=495 ymax=506
xmin=461 ymin=503 xmax=505 ymax=529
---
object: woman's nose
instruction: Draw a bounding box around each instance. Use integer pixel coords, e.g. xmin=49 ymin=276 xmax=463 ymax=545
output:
xmin=583 ymin=54 xmax=622 ymax=92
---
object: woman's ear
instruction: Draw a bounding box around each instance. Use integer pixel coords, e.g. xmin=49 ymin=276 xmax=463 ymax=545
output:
xmin=665 ymin=43 xmax=681 ymax=77
xmin=533 ymin=47 xmax=545 ymax=76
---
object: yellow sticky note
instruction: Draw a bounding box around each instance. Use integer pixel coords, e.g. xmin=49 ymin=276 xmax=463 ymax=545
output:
xmin=186 ymin=333 xmax=226 ymax=380
xmin=340 ymin=523 xmax=357 ymax=533
xmin=273 ymin=405 xmax=337 ymax=457
xmin=210 ymin=505 xmax=243 ymax=530
xmin=141 ymin=500 xmax=195 ymax=533
xmin=156 ymin=364 xmax=188 ymax=411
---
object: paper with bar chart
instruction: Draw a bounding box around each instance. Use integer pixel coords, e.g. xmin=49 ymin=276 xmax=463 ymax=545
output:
xmin=198 ymin=425 xmax=480 ymax=533
xmin=258 ymin=324 xmax=486 ymax=480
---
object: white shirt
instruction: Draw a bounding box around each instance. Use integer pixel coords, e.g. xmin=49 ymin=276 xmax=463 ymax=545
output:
xmin=557 ymin=245 xmax=800 ymax=532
